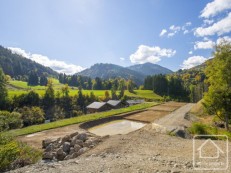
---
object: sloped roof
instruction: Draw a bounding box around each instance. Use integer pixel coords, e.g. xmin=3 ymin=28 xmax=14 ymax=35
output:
xmin=86 ymin=102 xmax=107 ymax=109
xmin=107 ymin=100 xmax=121 ymax=107
xmin=126 ymin=99 xmax=145 ymax=104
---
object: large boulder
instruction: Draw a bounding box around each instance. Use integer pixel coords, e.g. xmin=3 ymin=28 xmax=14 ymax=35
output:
xmin=43 ymin=152 xmax=54 ymax=160
xmin=70 ymin=132 xmax=79 ymax=138
xmin=42 ymin=139 xmax=56 ymax=149
xmin=77 ymin=133 xmax=87 ymax=142
xmin=74 ymin=144 xmax=81 ymax=152
xmin=63 ymin=142 xmax=71 ymax=153
xmin=56 ymin=148 xmax=67 ymax=161
xmin=61 ymin=135 xmax=71 ymax=143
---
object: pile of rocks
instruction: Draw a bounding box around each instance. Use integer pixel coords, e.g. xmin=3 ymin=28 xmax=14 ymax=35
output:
xmin=42 ymin=132 xmax=102 ymax=161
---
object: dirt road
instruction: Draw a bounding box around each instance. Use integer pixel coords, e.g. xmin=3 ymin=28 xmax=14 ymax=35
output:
xmin=152 ymin=103 xmax=195 ymax=132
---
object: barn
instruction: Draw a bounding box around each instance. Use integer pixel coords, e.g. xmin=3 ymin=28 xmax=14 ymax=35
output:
xmin=86 ymin=102 xmax=112 ymax=113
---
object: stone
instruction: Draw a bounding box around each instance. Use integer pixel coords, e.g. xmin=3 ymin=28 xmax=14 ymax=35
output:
xmin=61 ymin=135 xmax=71 ymax=143
xmin=42 ymin=139 xmax=56 ymax=149
xmin=64 ymin=155 xmax=71 ymax=160
xmin=70 ymin=132 xmax=79 ymax=138
xmin=56 ymin=151 xmax=67 ymax=161
xmin=69 ymin=147 xmax=75 ymax=155
xmin=77 ymin=147 xmax=89 ymax=155
xmin=43 ymin=152 xmax=54 ymax=160
xmin=56 ymin=148 xmax=64 ymax=155
xmin=45 ymin=143 xmax=54 ymax=152
xmin=70 ymin=152 xmax=79 ymax=159
xmin=77 ymin=133 xmax=87 ymax=142
xmin=63 ymin=142 xmax=71 ymax=153
xmin=83 ymin=139 xmax=93 ymax=147
xmin=74 ymin=144 xmax=81 ymax=152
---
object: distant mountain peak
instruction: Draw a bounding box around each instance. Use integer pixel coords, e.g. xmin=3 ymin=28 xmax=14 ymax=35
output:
xmin=127 ymin=63 xmax=172 ymax=76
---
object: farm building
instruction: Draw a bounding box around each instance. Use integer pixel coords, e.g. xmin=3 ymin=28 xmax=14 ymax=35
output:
xmin=86 ymin=102 xmax=112 ymax=113
xmin=107 ymin=100 xmax=124 ymax=109
xmin=126 ymin=99 xmax=145 ymax=106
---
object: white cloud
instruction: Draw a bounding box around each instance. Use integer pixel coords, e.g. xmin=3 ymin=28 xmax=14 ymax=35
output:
xmin=181 ymin=56 xmax=207 ymax=69
xmin=167 ymin=32 xmax=176 ymax=37
xmin=200 ymin=0 xmax=231 ymax=18
xmin=159 ymin=29 xmax=167 ymax=36
xmin=186 ymin=22 xmax=192 ymax=26
xmin=8 ymin=47 xmax=84 ymax=75
xmin=216 ymin=36 xmax=231 ymax=44
xmin=120 ymin=57 xmax=125 ymax=61
xmin=188 ymin=51 xmax=193 ymax=55
xmin=130 ymin=45 xmax=176 ymax=64
xmin=195 ymin=12 xmax=231 ymax=36
xmin=203 ymin=19 xmax=214 ymax=25
xmin=169 ymin=25 xmax=181 ymax=31
xmin=183 ymin=30 xmax=189 ymax=34
xmin=194 ymin=40 xmax=215 ymax=50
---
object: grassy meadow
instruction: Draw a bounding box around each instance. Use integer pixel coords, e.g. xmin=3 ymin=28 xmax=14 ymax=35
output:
xmin=7 ymin=79 xmax=162 ymax=101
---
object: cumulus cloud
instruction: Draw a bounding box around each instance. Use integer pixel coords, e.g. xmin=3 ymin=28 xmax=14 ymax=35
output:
xmin=120 ymin=57 xmax=125 ymax=61
xmin=195 ymin=12 xmax=231 ymax=36
xmin=8 ymin=47 xmax=84 ymax=75
xmin=181 ymin=56 xmax=207 ymax=69
xmin=200 ymin=0 xmax=231 ymax=18
xmin=194 ymin=40 xmax=215 ymax=50
xmin=216 ymin=36 xmax=231 ymax=44
xmin=159 ymin=29 xmax=167 ymax=37
xmin=130 ymin=45 xmax=176 ymax=64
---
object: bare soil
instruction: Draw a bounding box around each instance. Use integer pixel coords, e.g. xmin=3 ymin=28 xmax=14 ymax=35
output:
xmin=148 ymin=105 xmax=179 ymax=112
xmin=125 ymin=110 xmax=169 ymax=123
xmin=11 ymin=103 xmax=231 ymax=173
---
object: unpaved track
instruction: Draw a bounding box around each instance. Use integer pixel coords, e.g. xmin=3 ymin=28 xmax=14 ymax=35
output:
xmin=152 ymin=103 xmax=195 ymax=132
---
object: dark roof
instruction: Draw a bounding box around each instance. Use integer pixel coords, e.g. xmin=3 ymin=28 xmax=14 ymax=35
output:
xmin=86 ymin=102 xmax=107 ymax=109
xmin=126 ymin=99 xmax=145 ymax=104
xmin=107 ymin=100 xmax=122 ymax=107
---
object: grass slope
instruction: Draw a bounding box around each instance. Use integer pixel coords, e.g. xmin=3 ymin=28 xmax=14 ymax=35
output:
xmin=7 ymin=102 xmax=157 ymax=137
xmin=7 ymin=80 xmax=162 ymax=101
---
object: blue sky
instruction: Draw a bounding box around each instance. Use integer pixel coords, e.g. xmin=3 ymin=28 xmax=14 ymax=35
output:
xmin=1 ymin=0 xmax=231 ymax=74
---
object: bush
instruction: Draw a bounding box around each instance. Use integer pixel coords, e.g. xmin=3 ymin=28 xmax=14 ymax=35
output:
xmin=16 ymin=106 xmax=45 ymax=126
xmin=0 ymin=133 xmax=42 ymax=172
xmin=0 ymin=111 xmax=23 ymax=131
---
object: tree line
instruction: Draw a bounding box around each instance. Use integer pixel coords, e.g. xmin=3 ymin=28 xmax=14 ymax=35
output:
xmin=0 ymin=68 xmax=129 ymax=131
xmin=143 ymin=74 xmax=189 ymax=101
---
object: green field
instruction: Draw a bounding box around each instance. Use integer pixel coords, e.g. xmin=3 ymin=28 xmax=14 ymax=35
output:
xmin=6 ymin=102 xmax=157 ymax=137
xmin=7 ymin=80 xmax=162 ymax=101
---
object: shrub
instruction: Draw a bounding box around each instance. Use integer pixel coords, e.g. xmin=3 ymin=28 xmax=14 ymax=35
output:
xmin=16 ymin=106 xmax=45 ymax=126
xmin=0 ymin=133 xmax=42 ymax=172
xmin=0 ymin=111 xmax=23 ymax=131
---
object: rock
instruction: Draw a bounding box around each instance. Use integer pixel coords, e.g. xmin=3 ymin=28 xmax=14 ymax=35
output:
xmin=64 ymin=155 xmax=71 ymax=160
xmin=77 ymin=147 xmax=89 ymax=155
xmin=42 ymin=139 xmax=56 ymax=149
xmin=56 ymin=149 xmax=67 ymax=161
xmin=74 ymin=144 xmax=81 ymax=152
xmin=63 ymin=142 xmax=71 ymax=153
xmin=70 ymin=132 xmax=79 ymax=138
xmin=45 ymin=143 xmax=54 ymax=152
xmin=83 ymin=139 xmax=93 ymax=147
xmin=69 ymin=147 xmax=75 ymax=155
xmin=174 ymin=128 xmax=191 ymax=139
xmin=62 ymin=135 xmax=71 ymax=143
xmin=70 ymin=136 xmax=84 ymax=147
xmin=77 ymin=133 xmax=87 ymax=142
xmin=43 ymin=152 xmax=54 ymax=160
xmin=70 ymin=152 xmax=79 ymax=159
